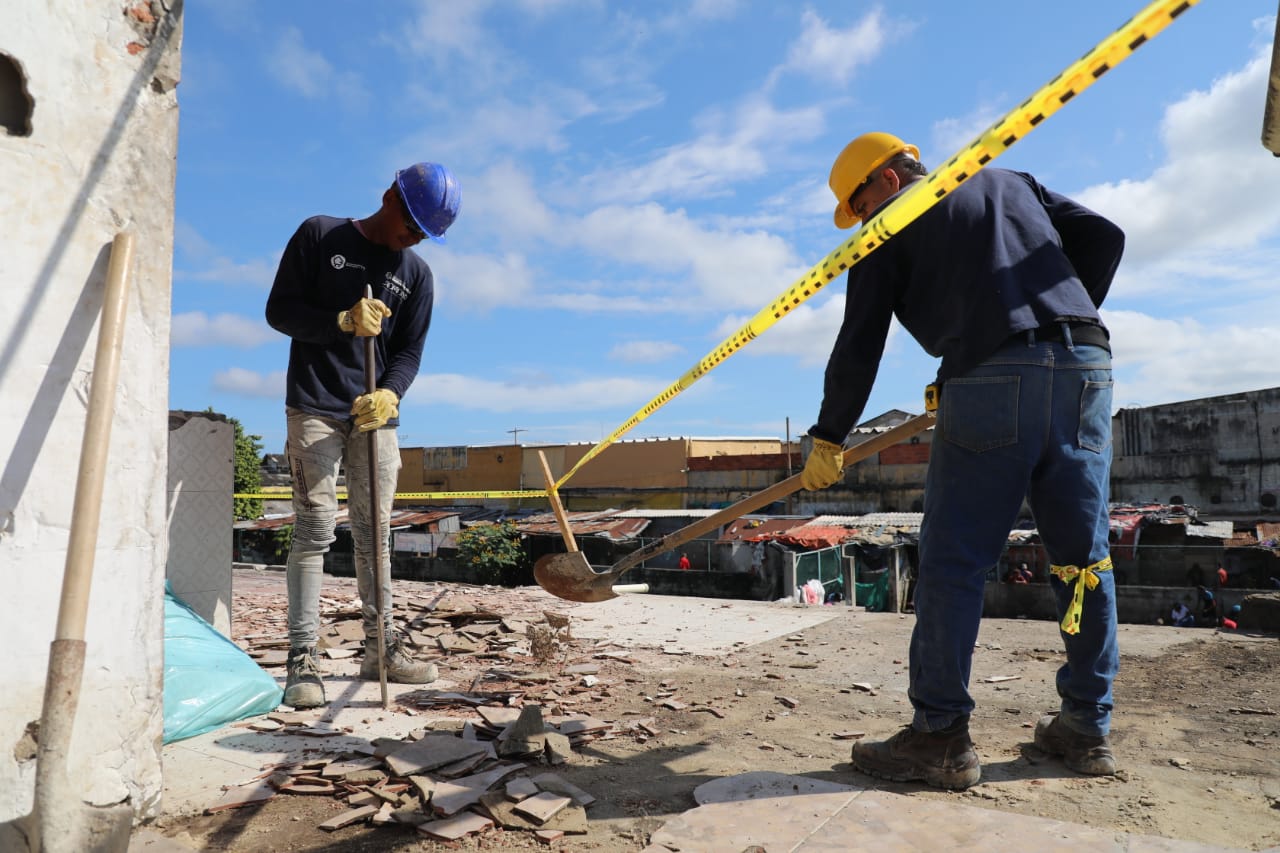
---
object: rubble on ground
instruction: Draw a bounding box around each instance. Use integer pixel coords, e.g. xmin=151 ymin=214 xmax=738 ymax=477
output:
xmin=214 ymin=578 xmax=660 ymax=839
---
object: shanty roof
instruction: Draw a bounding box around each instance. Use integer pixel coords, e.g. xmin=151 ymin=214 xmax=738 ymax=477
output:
xmin=721 ymin=518 xmax=805 ymax=541
xmin=515 ymin=510 xmax=650 ymax=541
xmin=612 ymin=508 xmax=722 ymax=518
xmin=234 ymin=508 xmax=460 ymax=531
xmin=805 ymin=513 xmax=924 ymax=531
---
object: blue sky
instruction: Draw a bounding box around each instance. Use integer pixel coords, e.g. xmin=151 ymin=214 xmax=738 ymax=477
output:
xmin=172 ymin=1 xmax=1280 ymax=456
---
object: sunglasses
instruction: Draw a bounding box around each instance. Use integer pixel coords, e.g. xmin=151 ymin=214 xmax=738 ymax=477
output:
xmin=395 ymin=189 xmax=427 ymax=240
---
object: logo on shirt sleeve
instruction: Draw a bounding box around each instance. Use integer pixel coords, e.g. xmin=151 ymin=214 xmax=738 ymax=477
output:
xmin=331 ymin=255 xmax=346 ymax=269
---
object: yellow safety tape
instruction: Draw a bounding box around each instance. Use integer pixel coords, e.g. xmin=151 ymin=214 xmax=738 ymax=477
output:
xmin=234 ymin=490 xmax=549 ymax=501
xmin=554 ymin=0 xmax=1199 ymax=491
xmin=1050 ymin=555 xmax=1114 ymax=636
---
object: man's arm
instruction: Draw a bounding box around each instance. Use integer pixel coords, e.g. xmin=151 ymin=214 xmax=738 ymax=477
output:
xmin=377 ymin=267 xmax=434 ymax=401
xmin=265 ymin=220 xmax=348 ymax=344
xmin=809 ymin=267 xmax=895 ymax=443
xmin=1028 ymin=177 xmax=1125 ymax=309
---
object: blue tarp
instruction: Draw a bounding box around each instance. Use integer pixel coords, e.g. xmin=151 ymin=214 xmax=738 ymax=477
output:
xmin=163 ymin=584 xmax=282 ymax=744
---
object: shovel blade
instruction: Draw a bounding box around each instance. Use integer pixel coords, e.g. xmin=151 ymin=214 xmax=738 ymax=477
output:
xmin=534 ymin=552 xmax=621 ymax=602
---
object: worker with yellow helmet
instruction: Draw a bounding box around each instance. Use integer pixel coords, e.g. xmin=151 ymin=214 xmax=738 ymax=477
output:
xmin=801 ymin=133 xmax=1125 ymax=790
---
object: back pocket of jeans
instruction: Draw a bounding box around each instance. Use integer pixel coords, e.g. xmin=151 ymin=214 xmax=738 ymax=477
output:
xmin=940 ymin=376 xmax=1019 ymax=452
xmin=1078 ymin=379 xmax=1113 ymax=453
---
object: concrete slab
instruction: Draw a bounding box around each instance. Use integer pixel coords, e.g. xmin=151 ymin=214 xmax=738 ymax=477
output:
xmin=644 ymin=775 xmax=1247 ymax=853
xmin=566 ymin=594 xmax=844 ymax=655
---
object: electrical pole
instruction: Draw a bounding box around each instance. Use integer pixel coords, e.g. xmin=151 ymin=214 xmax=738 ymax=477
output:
xmin=508 ymin=427 xmax=524 ymax=445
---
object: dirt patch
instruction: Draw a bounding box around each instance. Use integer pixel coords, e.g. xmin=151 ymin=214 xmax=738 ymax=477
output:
xmin=155 ymin=581 xmax=1280 ymax=852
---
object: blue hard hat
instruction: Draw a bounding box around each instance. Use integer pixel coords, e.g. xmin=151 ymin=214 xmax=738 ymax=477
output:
xmin=395 ymin=162 xmax=461 ymax=243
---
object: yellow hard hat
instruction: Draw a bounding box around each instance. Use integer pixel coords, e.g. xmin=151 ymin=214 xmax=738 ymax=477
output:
xmin=829 ymin=132 xmax=920 ymax=229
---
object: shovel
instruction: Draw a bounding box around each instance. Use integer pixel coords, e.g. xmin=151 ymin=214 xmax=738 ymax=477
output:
xmin=534 ymin=413 xmax=935 ymax=602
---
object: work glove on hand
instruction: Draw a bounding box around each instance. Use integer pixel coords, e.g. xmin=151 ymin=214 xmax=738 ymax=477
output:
xmin=338 ymin=298 xmax=393 ymax=336
xmin=800 ymin=437 xmax=845 ymax=491
xmin=351 ymin=388 xmax=399 ymax=432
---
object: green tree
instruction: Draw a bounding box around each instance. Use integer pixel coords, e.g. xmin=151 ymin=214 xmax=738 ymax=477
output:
xmin=229 ymin=415 xmax=264 ymax=521
xmin=455 ymin=521 xmax=530 ymax=586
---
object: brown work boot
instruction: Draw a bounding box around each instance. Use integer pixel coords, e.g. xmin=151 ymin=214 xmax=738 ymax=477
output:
xmin=283 ymin=646 xmax=326 ymax=708
xmin=851 ymin=717 xmax=981 ymax=790
xmin=1034 ymin=714 xmax=1116 ymax=775
xmin=359 ymin=639 xmax=438 ymax=684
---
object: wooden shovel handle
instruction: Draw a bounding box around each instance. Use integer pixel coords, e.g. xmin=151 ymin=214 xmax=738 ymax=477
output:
xmin=609 ymin=414 xmax=934 ymax=575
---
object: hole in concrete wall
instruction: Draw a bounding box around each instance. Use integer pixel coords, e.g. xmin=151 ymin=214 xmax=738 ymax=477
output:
xmin=1170 ymin=494 xmax=1184 ymax=505
xmin=0 ymin=53 xmax=34 ymax=136
xmin=1262 ymin=492 xmax=1276 ymax=509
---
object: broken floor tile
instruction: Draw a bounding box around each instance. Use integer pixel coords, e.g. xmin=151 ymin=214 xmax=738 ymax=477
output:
xmin=530 ymin=772 xmax=595 ymax=807
xmin=318 ymin=804 xmax=377 ymax=831
xmin=513 ymin=791 xmax=573 ymax=824
xmin=417 ymin=811 xmax=494 ymax=841
xmin=204 ymin=781 xmax=276 ymax=814
xmin=384 ymin=737 xmax=491 ymax=777
xmin=505 ymin=777 xmax=540 ymax=801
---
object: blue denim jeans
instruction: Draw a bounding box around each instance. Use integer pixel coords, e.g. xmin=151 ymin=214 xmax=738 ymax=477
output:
xmin=909 ymin=337 xmax=1118 ymax=737
xmin=284 ymin=407 xmax=402 ymax=648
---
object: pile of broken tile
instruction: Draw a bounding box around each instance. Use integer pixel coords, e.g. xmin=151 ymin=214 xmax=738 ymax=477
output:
xmin=210 ymin=701 xmax=600 ymax=842
xmin=215 ymin=576 xmax=647 ymax=841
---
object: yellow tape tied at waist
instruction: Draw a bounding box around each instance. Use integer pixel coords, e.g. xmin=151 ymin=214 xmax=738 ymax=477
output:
xmin=1049 ymin=556 xmax=1113 ymax=636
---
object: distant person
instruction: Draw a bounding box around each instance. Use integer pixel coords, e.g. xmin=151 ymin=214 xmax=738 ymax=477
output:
xmin=1215 ymin=565 xmax=1228 ymax=589
xmin=1018 ymin=562 xmax=1035 ymax=583
xmin=1169 ymin=601 xmax=1194 ymax=628
xmin=265 ymin=162 xmax=461 ymax=708
xmin=1222 ymin=603 xmax=1242 ymax=631
xmin=1002 ymin=565 xmax=1028 ymax=584
xmin=799 ymin=131 xmax=1124 ymax=790
xmin=1196 ymin=585 xmax=1217 ymax=626
xmin=1186 ymin=563 xmax=1204 ymax=587
xmin=679 ymin=553 xmax=691 ymax=571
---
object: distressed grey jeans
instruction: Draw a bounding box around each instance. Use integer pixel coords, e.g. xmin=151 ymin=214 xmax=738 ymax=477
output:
xmin=284 ymin=407 xmax=401 ymax=648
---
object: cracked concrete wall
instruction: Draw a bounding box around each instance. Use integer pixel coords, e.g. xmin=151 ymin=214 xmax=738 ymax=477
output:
xmin=0 ymin=0 xmax=182 ymax=836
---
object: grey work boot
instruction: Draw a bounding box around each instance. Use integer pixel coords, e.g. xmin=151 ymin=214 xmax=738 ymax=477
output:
xmin=283 ymin=646 xmax=326 ymax=709
xmin=359 ymin=639 xmax=438 ymax=684
xmin=1034 ymin=713 xmax=1116 ymax=775
xmin=851 ymin=717 xmax=981 ymax=790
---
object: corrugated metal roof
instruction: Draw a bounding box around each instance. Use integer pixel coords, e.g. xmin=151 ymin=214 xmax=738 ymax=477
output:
xmin=515 ymin=510 xmax=650 ymax=541
xmin=234 ymin=508 xmax=459 ymax=531
xmin=721 ymin=518 xmax=804 ymax=541
xmin=805 ymin=513 xmax=924 ymax=529
xmin=1185 ymin=521 xmax=1234 ymax=539
xmin=612 ymin=509 xmax=723 ymax=518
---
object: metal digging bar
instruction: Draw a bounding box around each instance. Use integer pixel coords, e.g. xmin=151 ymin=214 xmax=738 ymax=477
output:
xmin=363 ymin=285 xmax=389 ymax=709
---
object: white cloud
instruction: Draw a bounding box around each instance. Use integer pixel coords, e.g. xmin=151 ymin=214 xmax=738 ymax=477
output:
xmin=715 ymin=298 xmax=843 ymax=368
xmin=608 ymin=340 xmax=684 ymax=363
xmin=408 ymin=372 xmax=661 ymax=413
xmin=464 ymin=160 xmax=559 ymax=243
xmin=1075 ymin=50 xmax=1280 ymax=273
xmin=172 ymin=312 xmax=277 ymax=348
xmin=267 ymin=27 xmax=368 ymax=107
xmin=576 ymin=97 xmax=826 ymax=203
xmin=212 ymin=367 xmax=286 ymax=398
xmin=1105 ymin=309 xmax=1280 ymax=408
xmin=931 ymin=100 xmax=1007 ymax=162
xmin=427 ymin=250 xmax=534 ymax=311
xmin=572 ymin=202 xmax=806 ymax=309
xmin=768 ymin=7 xmax=905 ymax=88
xmin=174 ymin=221 xmax=278 ymax=288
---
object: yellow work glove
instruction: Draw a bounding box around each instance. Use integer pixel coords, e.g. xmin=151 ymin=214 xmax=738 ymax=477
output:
xmin=351 ymin=388 xmax=399 ymax=432
xmin=337 ymin=298 xmax=392 ymax=336
xmin=800 ymin=437 xmax=845 ymax=491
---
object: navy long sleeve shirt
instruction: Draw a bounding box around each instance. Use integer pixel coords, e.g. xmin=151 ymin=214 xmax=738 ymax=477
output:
xmin=265 ymin=216 xmax=434 ymax=424
xmin=810 ymin=168 xmax=1124 ymax=445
